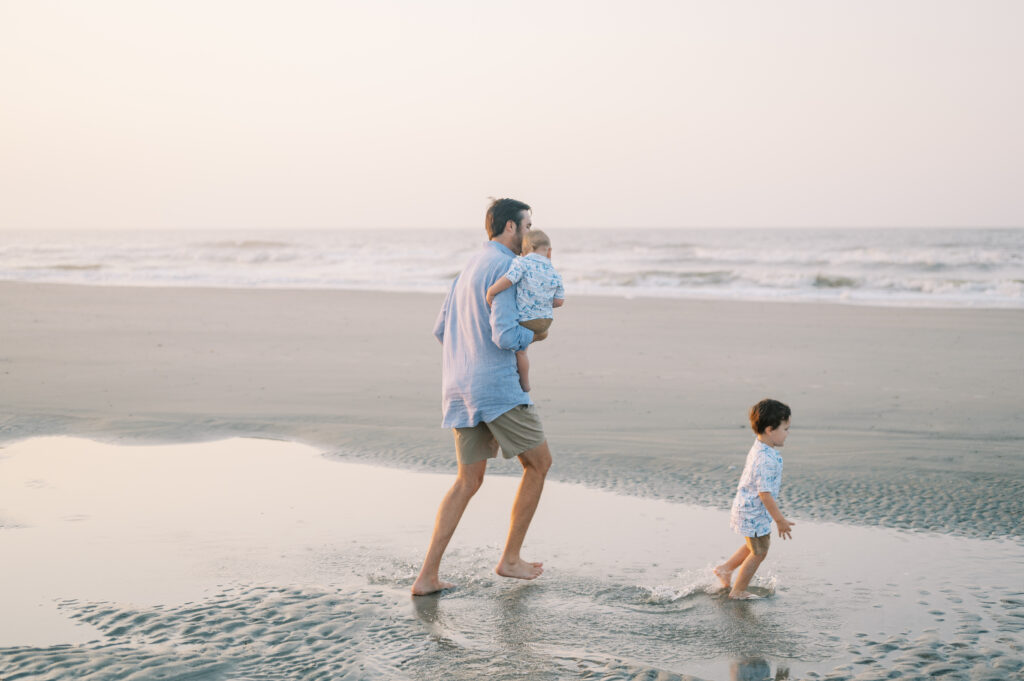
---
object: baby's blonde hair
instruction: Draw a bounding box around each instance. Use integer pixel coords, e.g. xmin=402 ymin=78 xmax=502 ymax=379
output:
xmin=523 ymin=230 xmax=551 ymax=253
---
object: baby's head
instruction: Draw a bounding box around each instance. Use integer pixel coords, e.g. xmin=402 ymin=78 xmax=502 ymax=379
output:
xmin=749 ymin=398 xmax=791 ymax=448
xmin=522 ymin=230 xmax=552 ymax=257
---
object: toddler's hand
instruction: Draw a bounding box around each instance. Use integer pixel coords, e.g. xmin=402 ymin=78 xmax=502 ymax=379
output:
xmin=777 ymin=517 xmax=794 ymax=540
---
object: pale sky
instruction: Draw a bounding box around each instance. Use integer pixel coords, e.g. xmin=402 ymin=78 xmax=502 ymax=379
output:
xmin=1 ymin=0 xmax=1021 ymax=230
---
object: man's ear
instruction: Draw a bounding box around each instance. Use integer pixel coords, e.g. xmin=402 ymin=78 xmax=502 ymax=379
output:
xmin=505 ymin=219 xmax=517 ymax=234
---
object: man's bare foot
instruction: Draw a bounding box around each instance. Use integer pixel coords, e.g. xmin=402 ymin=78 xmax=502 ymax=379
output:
xmin=728 ymin=590 xmax=761 ymax=600
xmin=713 ymin=565 xmax=732 ymax=589
xmin=411 ymin=577 xmax=455 ymax=596
xmin=494 ymin=558 xmax=544 ymax=580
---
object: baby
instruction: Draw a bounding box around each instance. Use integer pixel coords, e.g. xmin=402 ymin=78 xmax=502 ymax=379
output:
xmin=485 ymin=229 xmax=564 ymax=392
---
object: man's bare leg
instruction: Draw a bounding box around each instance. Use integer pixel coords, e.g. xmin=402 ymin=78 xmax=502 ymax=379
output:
xmin=495 ymin=441 xmax=552 ymax=580
xmin=412 ymin=460 xmax=487 ymax=596
xmin=516 ymin=350 xmax=531 ymax=392
xmin=713 ymin=545 xmax=750 ymax=589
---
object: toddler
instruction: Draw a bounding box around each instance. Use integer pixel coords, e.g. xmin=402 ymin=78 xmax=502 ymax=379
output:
xmin=485 ymin=229 xmax=564 ymax=392
xmin=714 ymin=398 xmax=794 ymax=599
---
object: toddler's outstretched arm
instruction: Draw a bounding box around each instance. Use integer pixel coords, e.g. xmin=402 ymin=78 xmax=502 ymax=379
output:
xmin=486 ymin=276 xmax=514 ymax=306
xmin=553 ymin=298 xmax=564 ymax=308
xmin=758 ymin=491 xmax=794 ymax=539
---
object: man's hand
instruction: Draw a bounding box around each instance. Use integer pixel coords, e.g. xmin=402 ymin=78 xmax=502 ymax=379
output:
xmin=776 ymin=517 xmax=794 ymax=540
xmin=485 ymin=290 xmax=495 ymax=306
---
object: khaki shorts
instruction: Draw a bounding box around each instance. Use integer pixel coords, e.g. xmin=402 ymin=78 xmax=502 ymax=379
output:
xmin=520 ymin=318 xmax=552 ymax=334
xmin=745 ymin=533 xmax=771 ymax=556
xmin=454 ymin=404 xmax=546 ymax=465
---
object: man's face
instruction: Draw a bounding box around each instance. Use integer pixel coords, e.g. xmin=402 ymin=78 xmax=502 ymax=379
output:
xmin=511 ymin=211 xmax=532 ymax=254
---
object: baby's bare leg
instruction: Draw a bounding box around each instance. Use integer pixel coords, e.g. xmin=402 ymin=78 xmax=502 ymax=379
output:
xmin=516 ymin=349 xmax=531 ymax=392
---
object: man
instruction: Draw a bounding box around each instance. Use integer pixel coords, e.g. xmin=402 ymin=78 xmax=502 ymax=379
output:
xmin=411 ymin=198 xmax=553 ymax=596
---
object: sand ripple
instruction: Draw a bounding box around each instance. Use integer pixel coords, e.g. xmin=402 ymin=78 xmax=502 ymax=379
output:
xmin=3 ymin=586 xmax=420 ymax=681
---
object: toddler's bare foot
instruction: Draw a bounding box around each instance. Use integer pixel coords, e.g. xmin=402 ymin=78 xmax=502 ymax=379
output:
xmin=495 ymin=558 xmax=544 ymax=580
xmin=713 ymin=565 xmax=732 ymax=589
xmin=411 ymin=577 xmax=455 ymax=596
xmin=728 ymin=590 xmax=761 ymax=600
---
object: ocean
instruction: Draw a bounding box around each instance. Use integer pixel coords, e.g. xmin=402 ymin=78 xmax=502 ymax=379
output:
xmin=2 ymin=227 xmax=1022 ymax=308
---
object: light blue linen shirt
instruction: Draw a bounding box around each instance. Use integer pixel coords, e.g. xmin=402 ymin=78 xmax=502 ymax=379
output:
xmin=504 ymin=252 xmax=565 ymax=321
xmin=729 ymin=439 xmax=784 ymax=537
xmin=433 ymin=241 xmax=535 ymax=428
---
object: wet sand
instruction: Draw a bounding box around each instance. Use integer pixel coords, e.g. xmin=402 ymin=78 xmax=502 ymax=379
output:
xmin=2 ymin=437 xmax=1023 ymax=681
xmin=2 ymin=282 xmax=1022 ymax=539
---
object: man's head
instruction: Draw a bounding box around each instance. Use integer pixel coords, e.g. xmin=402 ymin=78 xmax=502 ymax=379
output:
xmin=485 ymin=198 xmax=532 ymax=254
xmin=522 ymin=230 xmax=551 ymax=256
xmin=749 ymin=398 xmax=791 ymax=447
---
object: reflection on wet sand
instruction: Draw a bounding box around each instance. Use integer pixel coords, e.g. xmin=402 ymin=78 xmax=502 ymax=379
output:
xmin=1 ymin=437 xmax=1022 ymax=681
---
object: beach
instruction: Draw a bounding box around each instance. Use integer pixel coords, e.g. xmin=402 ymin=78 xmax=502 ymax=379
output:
xmin=2 ymin=281 xmax=1023 ymax=680
xmin=3 ymin=281 xmax=1022 ymax=537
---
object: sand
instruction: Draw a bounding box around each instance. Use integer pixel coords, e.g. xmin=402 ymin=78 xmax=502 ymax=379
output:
xmin=1 ymin=437 xmax=1022 ymax=681
xmin=2 ymin=282 xmax=1022 ymax=539
xmin=2 ymin=281 xmax=1023 ymax=679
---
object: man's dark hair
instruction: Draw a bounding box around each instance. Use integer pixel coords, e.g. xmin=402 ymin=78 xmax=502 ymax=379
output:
xmin=749 ymin=398 xmax=791 ymax=434
xmin=485 ymin=198 xmax=531 ymax=238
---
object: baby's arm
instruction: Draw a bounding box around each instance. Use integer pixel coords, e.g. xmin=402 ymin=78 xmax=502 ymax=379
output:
xmin=486 ymin=276 xmax=514 ymax=306
xmin=552 ymin=272 xmax=565 ymax=308
xmin=758 ymin=492 xmax=794 ymax=539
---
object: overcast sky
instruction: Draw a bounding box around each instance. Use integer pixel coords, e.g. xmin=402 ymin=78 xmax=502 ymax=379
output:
xmin=1 ymin=1 xmax=1021 ymax=231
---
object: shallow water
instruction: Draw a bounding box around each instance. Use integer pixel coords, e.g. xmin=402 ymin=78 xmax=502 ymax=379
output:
xmin=1 ymin=437 xmax=1022 ymax=680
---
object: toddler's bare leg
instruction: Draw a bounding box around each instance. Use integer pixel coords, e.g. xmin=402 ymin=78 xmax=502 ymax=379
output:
xmin=713 ymin=545 xmax=750 ymax=588
xmin=729 ymin=550 xmax=767 ymax=598
xmin=516 ymin=349 xmax=531 ymax=392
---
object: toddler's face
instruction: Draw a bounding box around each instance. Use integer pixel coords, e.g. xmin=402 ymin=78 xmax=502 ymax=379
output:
xmin=762 ymin=419 xmax=790 ymax=448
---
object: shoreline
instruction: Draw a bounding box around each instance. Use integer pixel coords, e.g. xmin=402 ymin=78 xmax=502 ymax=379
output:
xmin=3 ymin=281 xmax=1022 ymax=540
xmin=2 ymin=277 xmax=1022 ymax=311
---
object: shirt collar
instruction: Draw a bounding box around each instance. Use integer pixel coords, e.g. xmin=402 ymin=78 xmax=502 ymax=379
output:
xmin=754 ymin=439 xmax=781 ymax=458
xmin=524 ymin=252 xmax=550 ymax=263
xmin=487 ymin=240 xmax=516 ymax=257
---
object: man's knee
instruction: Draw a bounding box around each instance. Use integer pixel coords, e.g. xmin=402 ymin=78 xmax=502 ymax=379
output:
xmin=519 ymin=442 xmax=552 ymax=476
xmin=456 ymin=465 xmax=486 ymax=496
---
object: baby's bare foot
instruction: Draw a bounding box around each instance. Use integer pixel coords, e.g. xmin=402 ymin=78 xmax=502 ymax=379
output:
xmin=411 ymin=577 xmax=455 ymax=596
xmin=495 ymin=558 xmax=544 ymax=580
xmin=713 ymin=565 xmax=732 ymax=589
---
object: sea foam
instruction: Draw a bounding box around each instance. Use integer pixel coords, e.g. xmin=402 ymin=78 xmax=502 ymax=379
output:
xmin=1 ymin=227 xmax=1021 ymax=308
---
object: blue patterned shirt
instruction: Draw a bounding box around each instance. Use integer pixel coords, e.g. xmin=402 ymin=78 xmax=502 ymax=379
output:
xmin=433 ymin=241 xmax=535 ymax=428
xmin=504 ymin=253 xmax=565 ymax=321
xmin=729 ymin=439 xmax=784 ymax=537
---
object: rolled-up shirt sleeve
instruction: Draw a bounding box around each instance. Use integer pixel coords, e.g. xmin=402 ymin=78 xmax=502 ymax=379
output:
xmin=490 ymin=287 xmax=533 ymax=351
xmin=554 ymin=272 xmax=565 ymax=300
